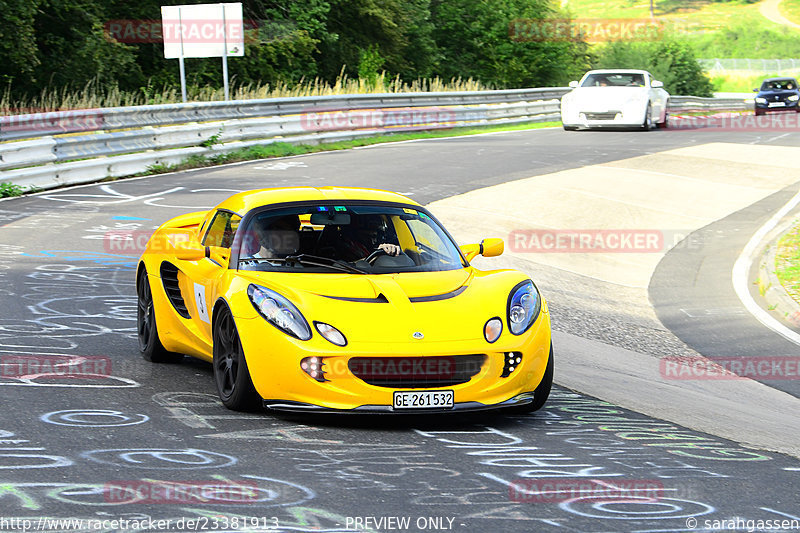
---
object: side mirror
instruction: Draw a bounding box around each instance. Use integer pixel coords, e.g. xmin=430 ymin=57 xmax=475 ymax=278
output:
xmin=753 ymin=88 xmax=759 ymax=92
xmin=460 ymin=238 xmax=504 ymax=261
xmin=481 ymin=238 xmax=504 ymax=257
xmin=173 ymin=241 xmax=207 ymax=261
xmin=569 ymin=81 xmax=579 ymax=88
xmin=651 ymin=80 xmax=663 ymax=88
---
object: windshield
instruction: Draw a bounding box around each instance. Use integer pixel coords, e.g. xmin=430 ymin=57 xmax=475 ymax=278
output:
xmin=581 ymin=73 xmax=645 ymax=87
xmin=237 ymin=203 xmax=467 ymax=274
xmin=761 ymin=79 xmax=797 ymax=91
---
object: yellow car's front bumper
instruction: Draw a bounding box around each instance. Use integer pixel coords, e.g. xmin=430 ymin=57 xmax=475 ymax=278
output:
xmin=237 ymin=310 xmax=551 ymax=413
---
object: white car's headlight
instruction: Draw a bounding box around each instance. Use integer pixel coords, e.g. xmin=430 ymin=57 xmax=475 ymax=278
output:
xmin=247 ymin=284 xmax=311 ymax=340
xmin=507 ymin=280 xmax=542 ymax=335
xmin=755 ymin=97 xmax=768 ymax=104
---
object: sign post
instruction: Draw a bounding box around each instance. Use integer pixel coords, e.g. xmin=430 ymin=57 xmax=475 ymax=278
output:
xmin=160 ymin=3 xmax=244 ymax=102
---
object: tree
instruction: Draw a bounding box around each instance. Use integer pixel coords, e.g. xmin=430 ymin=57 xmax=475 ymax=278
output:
xmin=0 ymin=0 xmax=41 ymax=90
xmin=430 ymin=0 xmax=590 ymax=88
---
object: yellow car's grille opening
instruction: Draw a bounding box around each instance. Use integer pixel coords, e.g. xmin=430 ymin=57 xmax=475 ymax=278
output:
xmin=347 ymin=355 xmax=486 ymax=388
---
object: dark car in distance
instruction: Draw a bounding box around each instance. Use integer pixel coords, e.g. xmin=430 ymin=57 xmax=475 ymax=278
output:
xmin=754 ymin=77 xmax=800 ymax=115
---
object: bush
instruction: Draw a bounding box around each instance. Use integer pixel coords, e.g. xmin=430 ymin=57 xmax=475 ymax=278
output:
xmin=0 ymin=183 xmax=25 ymax=198
xmin=592 ymin=36 xmax=714 ymax=96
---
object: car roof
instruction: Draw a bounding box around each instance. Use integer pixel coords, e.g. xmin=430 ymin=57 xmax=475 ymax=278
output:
xmin=584 ymin=69 xmax=650 ymax=75
xmin=216 ymin=186 xmax=422 ymax=215
xmin=762 ymin=77 xmax=798 ymax=82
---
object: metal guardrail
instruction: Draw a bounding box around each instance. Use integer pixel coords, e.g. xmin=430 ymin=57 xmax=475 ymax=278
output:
xmin=668 ymin=95 xmax=752 ymax=113
xmin=0 ymin=90 xmax=751 ymax=192
xmin=0 ymin=88 xmax=570 ymax=142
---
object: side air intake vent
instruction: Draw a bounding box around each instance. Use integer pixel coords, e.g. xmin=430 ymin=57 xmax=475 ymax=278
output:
xmin=160 ymin=262 xmax=191 ymax=319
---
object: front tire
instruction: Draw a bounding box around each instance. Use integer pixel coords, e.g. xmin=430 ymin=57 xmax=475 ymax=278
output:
xmin=137 ymin=266 xmax=183 ymax=363
xmin=657 ymin=102 xmax=669 ymax=128
xmin=642 ymin=103 xmax=653 ymax=130
xmin=213 ymin=305 xmax=261 ymax=411
xmin=507 ymin=343 xmax=553 ymax=414
xmin=563 ymin=124 xmax=578 ymax=131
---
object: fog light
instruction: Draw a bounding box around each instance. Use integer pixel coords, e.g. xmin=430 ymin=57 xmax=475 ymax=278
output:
xmin=501 ymin=351 xmax=523 ymax=378
xmin=301 ymin=356 xmax=329 ymax=382
xmin=484 ymin=317 xmax=502 ymax=343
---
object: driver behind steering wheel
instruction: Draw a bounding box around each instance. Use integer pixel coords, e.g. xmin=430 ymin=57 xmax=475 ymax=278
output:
xmin=337 ymin=214 xmax=400 ymax=262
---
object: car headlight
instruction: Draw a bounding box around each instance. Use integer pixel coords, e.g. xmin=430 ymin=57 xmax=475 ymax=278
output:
xmin=789 ymin=95 xmax=800 ymax=102
xmin=247 ymin=284 xmax=311 ymax=340
xmin=507 ymin=280 xmax=541 ymax=335
xmin=755 ymin=97 xmax=767 ymax=104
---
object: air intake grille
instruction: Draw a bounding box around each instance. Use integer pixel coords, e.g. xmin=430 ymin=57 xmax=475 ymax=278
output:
xmin=584 ymin=112 xmax=618 ymax=120
xmin=160 ymin=262 xmax=191 ymax=319
xmin=348 ymin=355 xmax=485 ymax=388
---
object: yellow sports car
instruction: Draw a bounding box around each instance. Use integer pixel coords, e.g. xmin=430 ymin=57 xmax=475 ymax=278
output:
xmin=136 ymin=187 xmax=552 ymax=413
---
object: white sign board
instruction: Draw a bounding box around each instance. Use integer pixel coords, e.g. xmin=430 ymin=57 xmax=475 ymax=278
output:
xmin=161 ymin=3 xmax=244 ymax=59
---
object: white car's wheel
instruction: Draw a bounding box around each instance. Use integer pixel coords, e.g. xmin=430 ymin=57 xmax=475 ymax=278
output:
xmin=657 ymin=101 xmax=669 ymax=128
xmin=642 ymin=103 xmax=653 ymax=131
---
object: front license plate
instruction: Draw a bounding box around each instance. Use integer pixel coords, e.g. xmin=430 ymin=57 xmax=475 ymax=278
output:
xmin=393 ymin=390 xmax=454 ymax=410
xmin=769 ymin=102 xmax=786 ymax=107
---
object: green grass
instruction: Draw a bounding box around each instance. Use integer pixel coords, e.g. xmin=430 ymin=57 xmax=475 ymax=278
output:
xmin=563 ymin=0 xmax=765 ymax=32
xmin=710 ymin=72 xmax=783 ymax=92
xmin=688 ymin=13 xmax=800 ymax=58
xmin=775 ymin=221 xmax=800 ymax=302
xmin=0 ymin=183 xmax=26 ymax=198
xmin=780 ymin=0 xmax=800 ymax=24
xmin=563 ymin=0 xmax=800 ymax=92
xmin=0 ymin=73 xmax=487 ymax=116
xmin=139 ymin=121 xmax=560 ymax=177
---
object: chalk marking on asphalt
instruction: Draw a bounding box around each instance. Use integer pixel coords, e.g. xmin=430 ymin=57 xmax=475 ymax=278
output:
xmin=749 ymin=132 xmax=792 ymax=144
xmin=732 ymin=186 xmax=800 ymax=346
xmin=761 ymin=508 xmax=800 ymax=520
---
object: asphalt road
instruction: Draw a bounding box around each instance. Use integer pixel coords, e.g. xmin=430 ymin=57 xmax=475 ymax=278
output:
xmin=1 ymin=126 xmax=799 ymax=532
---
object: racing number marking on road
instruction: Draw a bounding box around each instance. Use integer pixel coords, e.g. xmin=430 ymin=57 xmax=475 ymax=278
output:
xmin=194 ymin=283 xmax=210 ymax=324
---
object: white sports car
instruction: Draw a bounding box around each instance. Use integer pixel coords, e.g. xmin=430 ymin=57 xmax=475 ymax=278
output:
xmin=560 ymin=69 xmax=669 ymax=130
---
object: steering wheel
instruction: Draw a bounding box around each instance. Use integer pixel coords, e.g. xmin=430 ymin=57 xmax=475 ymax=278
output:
xmin=364 ymin=248 xmax=388 ymax=265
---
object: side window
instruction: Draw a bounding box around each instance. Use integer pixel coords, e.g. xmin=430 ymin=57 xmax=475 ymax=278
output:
xmin=202 ymin=211 xmax=241 ymax=248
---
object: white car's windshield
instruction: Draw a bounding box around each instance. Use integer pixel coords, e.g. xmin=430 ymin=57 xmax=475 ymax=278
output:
xmin=236 ymin=203 xmax=467 ymax=274
xmin=581 ymin=73 xmax=646 ymax=87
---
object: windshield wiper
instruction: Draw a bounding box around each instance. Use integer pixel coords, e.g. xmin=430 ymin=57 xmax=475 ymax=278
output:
xmin=284 ymin=254 xmax=367 ymax=274
xmin=240 ymin=254 xmax=366 ymax=274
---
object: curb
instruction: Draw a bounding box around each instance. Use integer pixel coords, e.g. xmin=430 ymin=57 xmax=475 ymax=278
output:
xmin=758 ymin=215 xmax=800 ymax=330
